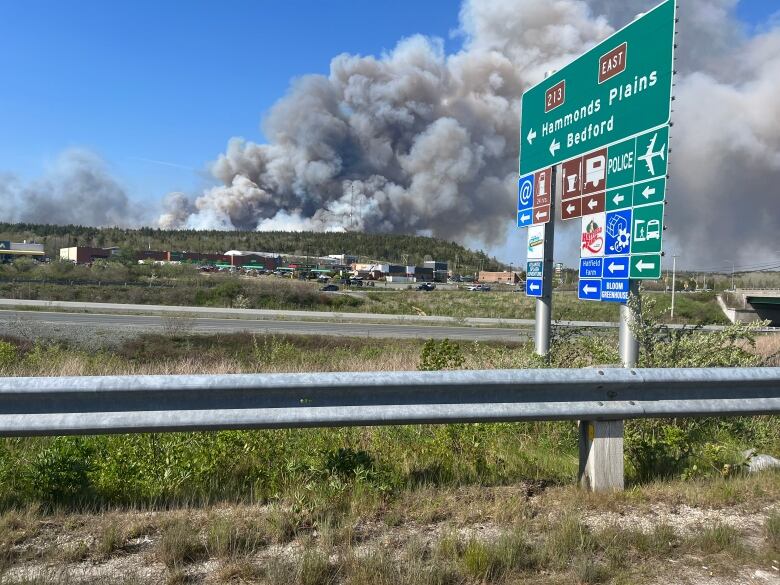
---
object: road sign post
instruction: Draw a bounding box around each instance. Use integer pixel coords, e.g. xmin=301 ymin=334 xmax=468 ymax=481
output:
xmin=535 ymin=167 xmax=557 ymax=356
xmin=619 ymin=280 xmax=640 ymax=368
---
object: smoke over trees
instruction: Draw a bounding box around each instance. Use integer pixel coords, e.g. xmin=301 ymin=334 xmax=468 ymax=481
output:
xmin=5 ymin=0 xmax=779 ymax=267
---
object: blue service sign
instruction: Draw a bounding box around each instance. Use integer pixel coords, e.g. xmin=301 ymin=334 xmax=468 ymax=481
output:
xmin=579 ymin=258 xmax=603 ymax=279
xmin=517 ymin=209 xmax=533 ymax=228
xmin=527 ymin=261 xmax=543 ymax=278
xmin=603 ymin=256 xmax=629 ymax=279
xmin=526 ymin=278 xmax=543 ymax=297
xmin=605 ymin=209 xmax=632 ymax=256
xmin=518 ymin=174 xmax=534 ymax=211
xmin=578 ymin=279 xmax=601 ymax=301
xmin=601 ymin=278 xmax=630 ymax=303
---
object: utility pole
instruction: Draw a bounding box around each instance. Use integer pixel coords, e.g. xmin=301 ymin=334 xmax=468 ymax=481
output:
xmin=670 ymin=254 xmax=678 ymax=319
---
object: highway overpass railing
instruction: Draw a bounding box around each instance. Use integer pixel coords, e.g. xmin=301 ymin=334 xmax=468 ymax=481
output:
xmin=1 ymin=367 xmax=778 ymax=491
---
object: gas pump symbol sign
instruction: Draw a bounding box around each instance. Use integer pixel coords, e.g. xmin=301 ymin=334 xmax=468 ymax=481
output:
xmin=534 ymin=167 xmax=552 ymax=207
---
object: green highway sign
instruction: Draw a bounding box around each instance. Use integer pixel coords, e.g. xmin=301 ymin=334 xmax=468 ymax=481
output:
xmin=633 ymin=177 xmax=666 ymax=207
xmin=634 ymin=125 xmax=669 ymax=182
xmin=630 ymin=254 xmax=662 ymax=279
xmin=606 ymin=186 xmax=633 ymax=212
xmin=519 ymin=0 xmax=675 ymax=175
xmin=631 ymin=202 xmax=665 ymax=254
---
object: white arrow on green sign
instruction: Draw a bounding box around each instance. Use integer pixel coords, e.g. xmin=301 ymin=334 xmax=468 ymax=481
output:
xmin=519 ymin=0 xmax=676 ymax=175
xmin=629 ymin=254 xmax=662 ymax=279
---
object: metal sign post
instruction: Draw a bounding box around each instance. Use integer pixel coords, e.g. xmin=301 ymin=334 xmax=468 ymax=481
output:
xmin=619 ymin=280 xmax=640 ymax=367
xmin=535 ymin=166 xmax=557 ymax=356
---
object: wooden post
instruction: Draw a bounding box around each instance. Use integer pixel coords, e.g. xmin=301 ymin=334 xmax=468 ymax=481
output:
xmin=578 ymin=420 xmax=624 ymax=491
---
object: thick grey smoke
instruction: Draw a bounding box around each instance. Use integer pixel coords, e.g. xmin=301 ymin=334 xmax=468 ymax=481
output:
xmin=160 ymin=0 xmax=778 ymax=267
xmin=5 ymin=149 xmax=138 ymax=227
xmin=163 ymin=0 xmax=611 ymax=246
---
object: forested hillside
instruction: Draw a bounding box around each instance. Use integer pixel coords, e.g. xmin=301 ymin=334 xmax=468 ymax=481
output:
xmin=0 ymin=223 xmax=504 ymax=271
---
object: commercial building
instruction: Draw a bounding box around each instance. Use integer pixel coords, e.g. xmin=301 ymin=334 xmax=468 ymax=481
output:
xmin=478 ymin=271 xmax=522 ymax=284
xmin=223 ymin=250 xmax=281 ymax=269
xmin=424 ymin=260 xmax=449 ymax=283
xmin=60 ymin=246 xmax=116 ymax=264
xmin=0 ymin=241 xmax=45 ymax=262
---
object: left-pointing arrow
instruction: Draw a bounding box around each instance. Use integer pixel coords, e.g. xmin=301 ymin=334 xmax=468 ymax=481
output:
xmin=583 ymin=285 xmax=597 ymax=294
xmin=549 ymin=139 xmax=560 ymax=157
xmin=527 ymin=128 xmax=537 ymax=145
xmin=530 ymin=283 xmax=540 ymax=291
xmin=520 ymin=213 xmax=530 ymax=223
xmin=535 ymin=210 xmax=547 ymax=220
xmin=641 ymin=185 xmax=656 ymax=199
xmin=635 ymin=259 xmax=655 ymax=271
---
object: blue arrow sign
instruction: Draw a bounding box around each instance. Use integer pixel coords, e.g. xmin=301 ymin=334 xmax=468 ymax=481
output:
xmin=517 ymin=210 xmax=533 ymax=228
xmin=602 ymin=256 xmax=629 ymax=279
xmin=579 ymin=258 xmax=603 ymax=279
xmin=518 ymin=174 xmax=534 ymax=211
xmin=578 ymin=279 xmax=601 ymax=301
xmin=601 ymin=278 xmax=630 ymax=303
xmin=526 ymin=278 xmax=543 ymax=297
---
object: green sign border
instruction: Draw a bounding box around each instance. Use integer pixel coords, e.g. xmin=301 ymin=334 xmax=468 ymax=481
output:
xmin=519 ymin=0 xmax=676 ymax=176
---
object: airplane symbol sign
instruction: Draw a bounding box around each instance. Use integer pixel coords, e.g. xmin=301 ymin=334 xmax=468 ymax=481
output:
xmin=635 ymin=126 xmax=668 ymax=182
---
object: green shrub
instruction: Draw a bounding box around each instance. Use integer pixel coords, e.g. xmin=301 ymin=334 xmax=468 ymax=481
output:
xmin=627 ymin=294 xmax=761 ymax=368
xmin=0 ymin=342 xmax=17 ymax=369
xmin=29 ymin=438 xmax=95 ymax=504
xmin=418 ymin=339 xmax=464 ymax=371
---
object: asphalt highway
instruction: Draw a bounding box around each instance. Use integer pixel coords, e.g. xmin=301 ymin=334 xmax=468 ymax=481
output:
xmin=0 ymin=309 xmax=532 ymax=342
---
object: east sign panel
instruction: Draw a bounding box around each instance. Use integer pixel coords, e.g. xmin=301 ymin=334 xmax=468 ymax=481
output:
xmin=519 ymin=0 xmax=675 ymax=176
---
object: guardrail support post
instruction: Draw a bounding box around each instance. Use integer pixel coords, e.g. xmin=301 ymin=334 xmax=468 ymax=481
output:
xmin=578 ymin=420 xmax=625 ymax=492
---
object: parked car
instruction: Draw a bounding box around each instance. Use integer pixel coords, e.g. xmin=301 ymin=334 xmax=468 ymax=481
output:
xmin=348 ymin=278 xmax=364 ymax=287
xmin=320 ymin=284 xmax=339 ymax=292
xmin=417 ymin=283 xmax=436 ymax=291
xmin=467 ymin=284 xmax=491 ymax=291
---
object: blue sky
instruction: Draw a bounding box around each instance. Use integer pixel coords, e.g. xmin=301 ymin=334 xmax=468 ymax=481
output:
xmin=0 ymin=0 xmax=775 ymax=215
xmin=0 ymin=0 xmax=461 ymax=203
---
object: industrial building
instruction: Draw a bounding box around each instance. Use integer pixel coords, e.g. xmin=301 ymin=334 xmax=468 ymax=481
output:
xmin=0 ymin=241 xmax=45 ymax=263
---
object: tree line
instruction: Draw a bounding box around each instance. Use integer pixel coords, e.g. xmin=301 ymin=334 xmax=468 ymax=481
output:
xmin=0 ymin=223 xmax=504 ymax=272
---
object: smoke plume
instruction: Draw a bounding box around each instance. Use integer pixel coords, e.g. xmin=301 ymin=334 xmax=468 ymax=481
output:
xmin=5 ymin=149 xmax=138 ymax=227
xmin=158 ymin=0 xmax=779 ymax=267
